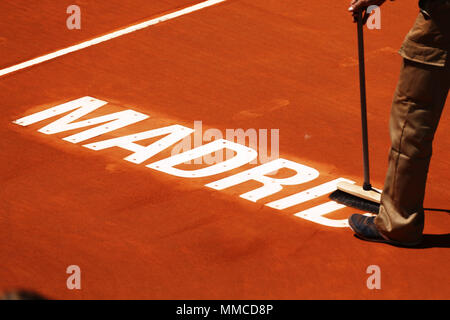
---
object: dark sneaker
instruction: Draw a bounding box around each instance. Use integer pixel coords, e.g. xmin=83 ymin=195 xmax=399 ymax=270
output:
xmin=348 ymin=214 xmax=422 ymax=247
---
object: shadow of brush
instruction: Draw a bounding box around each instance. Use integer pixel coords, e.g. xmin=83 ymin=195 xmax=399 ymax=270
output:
xmin=414 ymin=234 xmax=450 ymax=249
xmin=424 ymin=208 xmax=450 ymax=214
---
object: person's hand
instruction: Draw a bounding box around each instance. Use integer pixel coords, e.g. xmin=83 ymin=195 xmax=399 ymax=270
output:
xmin=348 ymin=0 xmax=391 ymax=23
xmin=348 ymin=0 xmax=387 ymax=13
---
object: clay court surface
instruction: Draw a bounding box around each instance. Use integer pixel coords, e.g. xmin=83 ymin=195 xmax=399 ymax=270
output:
xmin=1 ymin=0 xmax=449 ymax=299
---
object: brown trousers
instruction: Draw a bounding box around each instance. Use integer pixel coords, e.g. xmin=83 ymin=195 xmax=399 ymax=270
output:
xmin=374 ymin=6 xmax=450 ymax=243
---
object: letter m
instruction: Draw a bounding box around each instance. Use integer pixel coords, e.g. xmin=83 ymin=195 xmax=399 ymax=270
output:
xmin=12 ymin=96 xmax=149 ymax=143
xmin=221 ymin=305 xmax=231 ymax=315
xmin=232 ymin=305 xmax=242 ymax=314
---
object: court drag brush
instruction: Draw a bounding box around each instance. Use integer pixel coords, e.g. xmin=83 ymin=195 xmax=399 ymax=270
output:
xmin=329 ymin=10 xmax=381 ymax=214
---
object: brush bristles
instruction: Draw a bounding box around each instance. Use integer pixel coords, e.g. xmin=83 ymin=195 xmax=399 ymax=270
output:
xmin=329 ymin=190 xmax=380 ymax=214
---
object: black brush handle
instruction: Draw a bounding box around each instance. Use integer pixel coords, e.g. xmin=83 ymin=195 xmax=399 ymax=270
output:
xmin=356 ymin=10 xmax=372 ymax=191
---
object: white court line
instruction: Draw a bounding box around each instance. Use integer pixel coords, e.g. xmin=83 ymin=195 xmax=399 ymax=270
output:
xmin=0 ymin=0 xmax=226 ymax=77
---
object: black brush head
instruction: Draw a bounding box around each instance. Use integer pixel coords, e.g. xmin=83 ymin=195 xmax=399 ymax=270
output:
xmin=329 ymin=189 xmax=380 ymax=214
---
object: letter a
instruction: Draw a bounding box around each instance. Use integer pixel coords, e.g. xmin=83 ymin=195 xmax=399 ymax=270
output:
xmin=66 ymin=265 xmax=82 ymax=290
xmin=366 ymin=265 xmax=381 ymax=289
xmin=66 ymin=5 xmax=81 ymax=30
xmin=366 ymin=5 xmax=381 ymax=30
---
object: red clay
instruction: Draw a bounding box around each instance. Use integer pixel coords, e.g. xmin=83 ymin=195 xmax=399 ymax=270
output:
xmin=0 ymin=0 xmax=449 ymax=299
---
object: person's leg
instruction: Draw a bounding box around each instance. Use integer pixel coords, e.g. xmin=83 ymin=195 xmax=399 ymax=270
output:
xmin=374 ymin=58 xmax=450 ymax=243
